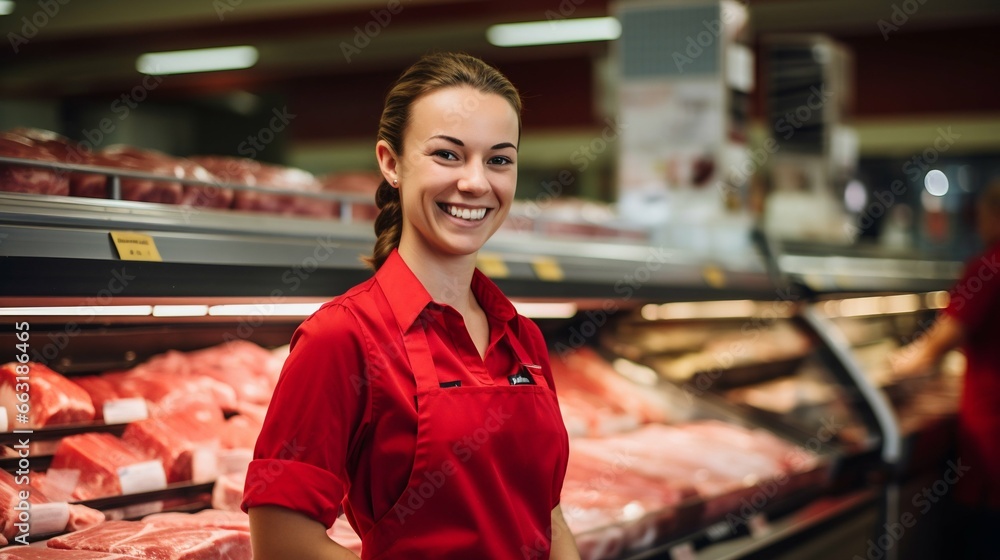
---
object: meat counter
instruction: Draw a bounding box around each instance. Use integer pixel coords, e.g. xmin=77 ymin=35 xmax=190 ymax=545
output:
xmin=0 ymin=189 xmax=899 ymax=559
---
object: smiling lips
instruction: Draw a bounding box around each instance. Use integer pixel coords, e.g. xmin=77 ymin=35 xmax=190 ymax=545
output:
xmin=439 ymin=203 xmax=489 ymax=221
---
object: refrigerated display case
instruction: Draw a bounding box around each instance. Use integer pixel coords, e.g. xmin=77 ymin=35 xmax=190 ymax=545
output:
xmin=0 ymin=174 xmax=925 ymax=558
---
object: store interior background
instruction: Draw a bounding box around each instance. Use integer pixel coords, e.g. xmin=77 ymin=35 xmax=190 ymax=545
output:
xmin=2 ymin=0 xmax=1000 ymax=259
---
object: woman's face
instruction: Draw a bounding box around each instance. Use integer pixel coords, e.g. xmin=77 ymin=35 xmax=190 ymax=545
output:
xmin=389 ymin=85 xmax=519 ymax=259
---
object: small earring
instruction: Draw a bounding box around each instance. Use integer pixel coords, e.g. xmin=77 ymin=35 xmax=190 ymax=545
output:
xmin=393 ymin=179 xmax=398 ymax=185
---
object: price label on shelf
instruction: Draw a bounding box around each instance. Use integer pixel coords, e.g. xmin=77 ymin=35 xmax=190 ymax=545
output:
xmin=103 ymin=398 xmax=149 ymax=424
xmin=702 ymin=264 xmax=727 ymax=289
xmin=0 ymin=406 xmax=7 ymax=432
xmin=669 ymin=541 xmax=696 ymax=560
xmin=476 ymin=252 xmax=509 ymax=278
xmin=109 ymin=231 xmax=163 ymax=262
xmin=191 ymin=446 xmax=220 ymax=483
xmin=29 ymin=502 xmax=70 ymax=535
xmin=531 ymin=257 xmax=564 ymax=282
xmin=117 ymin=460 xmax=167 ymax=495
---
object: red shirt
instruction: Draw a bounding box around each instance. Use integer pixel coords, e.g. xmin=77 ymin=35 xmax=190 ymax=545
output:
xmin=944 ymin=241 xmax=1000 ymax=425
xmin=242 ymin=249 xmax=567 ymax=533
xmin=943 ymin=241 xmax=1000 ymax=507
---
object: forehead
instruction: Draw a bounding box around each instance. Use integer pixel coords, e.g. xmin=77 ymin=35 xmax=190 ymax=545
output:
xmin=407 ymin=86 xmax=519 ymax=139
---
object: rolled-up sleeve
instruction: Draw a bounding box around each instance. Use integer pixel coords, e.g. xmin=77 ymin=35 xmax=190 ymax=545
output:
xmin=242 ymin=303 xmax=370 ymax=529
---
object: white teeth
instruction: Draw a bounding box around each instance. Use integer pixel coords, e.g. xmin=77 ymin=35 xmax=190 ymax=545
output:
xmin=444 ymin=205 xmax=487 ymax=221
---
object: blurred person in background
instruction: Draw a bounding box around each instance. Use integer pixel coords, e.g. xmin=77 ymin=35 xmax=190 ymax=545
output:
xmin=242 ymin=52 xmax=578 ymax=560
xmin=892 ymin=179 xmax=1000 ymax=559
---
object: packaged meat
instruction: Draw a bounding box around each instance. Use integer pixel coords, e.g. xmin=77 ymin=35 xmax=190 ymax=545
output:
xmin=218 ymin=414 xmax=262 ymax=450
xmin=50 ymin=434 xmax=167 ymax=500
xmin=201 ymin=157 xmax=332 ymax=217
xmin=140 ymin=509 xmax=249 ymax=532
xmin=0 ymin=363 xmax=96 ymax=430
xmin=0 ymin=133 xmax=69 ymax=196
xmin=122 ymin=402 xmax=224 ymax=483
xmin=47 ymin=520 xmax=251 ymax=559
xmin=72 ymin=375 xmax=125 ymax=422
xmin=114 ymin=361 xmax=238 ymax=415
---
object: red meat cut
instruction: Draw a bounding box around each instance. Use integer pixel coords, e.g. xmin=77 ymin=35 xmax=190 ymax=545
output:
xmin=122 ymin=401 xmax=225 ymax=483
xmin=140 ymin=509 xmax=249 ymax=532
xmin=50 ymin=434 xmax=160 ymax=500
xmin=0 ymin=548 xmax=142 ymax=559
xmin=0 ymin=363 xmax=96 ymax=429
xmin=47 ymin=520 xmax=250 ymax=559
xmin=0 ymin=132 xmax=69 ymax=196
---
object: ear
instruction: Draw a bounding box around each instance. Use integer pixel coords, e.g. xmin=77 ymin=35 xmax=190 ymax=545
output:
xmin=375 ymin=140 xmax=400 ymax=188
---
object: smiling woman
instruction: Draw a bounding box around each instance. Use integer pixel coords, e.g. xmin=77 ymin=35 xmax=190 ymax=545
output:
xmin=243 ymin=52 xmax=580 ymax=560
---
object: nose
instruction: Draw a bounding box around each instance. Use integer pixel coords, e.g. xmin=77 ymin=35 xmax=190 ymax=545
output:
xmin=457 ymin=162 xmax=490 ymax=197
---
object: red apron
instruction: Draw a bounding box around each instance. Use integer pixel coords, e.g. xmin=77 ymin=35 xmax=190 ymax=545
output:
xmin=360 ymin=310 xmax=567 ymax=559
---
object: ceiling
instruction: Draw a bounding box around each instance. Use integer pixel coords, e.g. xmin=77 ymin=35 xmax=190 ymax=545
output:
xmin=2 ymin=0 xmax=999 ymax=98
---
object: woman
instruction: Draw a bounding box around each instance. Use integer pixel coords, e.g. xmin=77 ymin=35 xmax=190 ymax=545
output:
xmin=243 ymin=52 xmax=578 ymax=560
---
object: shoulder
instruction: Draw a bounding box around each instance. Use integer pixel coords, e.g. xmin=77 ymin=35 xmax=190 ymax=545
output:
xmin=292 ymin=278 xmax=379 ymax=350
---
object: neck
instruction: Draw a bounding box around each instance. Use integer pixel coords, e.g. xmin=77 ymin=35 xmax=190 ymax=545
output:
xmin=397 ymin=236 xmax=478 ymax=314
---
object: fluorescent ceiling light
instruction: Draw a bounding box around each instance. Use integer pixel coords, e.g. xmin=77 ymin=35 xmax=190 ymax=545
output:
xmin=0 ymin=306 xmax=152 ymax=316
xmin=137 ymin=46 xmax=258 ymax=76
xmin=152 ymin=305 xmax=210 ymax=318
xmin=0 ymin=1 xmax=15 ymax=16
xmin=512 ymin=302 xmax=578 ymax=319
xmin=208 ymin=303 xmax=323 ymax=317
xmin=487 ymin=17 xmax=621 ymax=47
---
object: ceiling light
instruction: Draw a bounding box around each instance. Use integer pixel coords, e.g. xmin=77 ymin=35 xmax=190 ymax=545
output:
xmin=208 ymin=303 xmax=323 ymax=317
xmin=0 ymin=306 xmax=152 ymax=316
xmin=137 ymin=46 xmax=258 ymax=76
xmin=0 ymin=1 xmax=15 ymax=16
xmin=511 ymin=301 xmax=578 ymax=319
xmin=487 ymin=17 xmax=621 ymax=47
xmin=152 ymin=305 xmax=209 ymax=318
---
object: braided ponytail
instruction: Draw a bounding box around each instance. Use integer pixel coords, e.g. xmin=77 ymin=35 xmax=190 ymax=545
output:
xmin=365 ymin=179 xmax=403 ymax=270
xmin=364 ymin=52 xmax=521 ymax=270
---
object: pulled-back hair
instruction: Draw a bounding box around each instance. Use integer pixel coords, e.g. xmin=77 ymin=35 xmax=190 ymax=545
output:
xmin=364 ymin=52 xmax=522 ymax=270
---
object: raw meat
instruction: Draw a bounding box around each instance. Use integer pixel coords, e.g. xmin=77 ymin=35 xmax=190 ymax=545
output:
xmin=47 ymin=520 xmax=251 ymax=559
xmin=0 ymin=132 xmax=69 ymax=196
xmin=193 ymin=156 xmax=332 ymax=217
xmin=122 ymin=402 xmax=224 ymax=483
xmin=114 ymin=358 xmax=238 ymax=414
xmin=50 ymin=434 xmax=157 ymax=500
xmin=218 ymin=415 xmax=261 ymax=450
xmin=140 ymin=510 xmax=249 ymax=532
xmin=319 ymin=171 xmax=380 ymax=221
xmin=0 ymin=549 xmax=142 ymax=559
xmin=210 ymin=472 xmax=245 ymax=513
xmin=0 ymin=363 xmax=96 ymax=429
xmin=72 ymin=376 xmax=123 ymax=421
xmin=73 ymin=146 xmax=184 ymax=203
xmin=183 ymin=341 xmax=278 ymax=405
xmin=548 ymin=347 xmax=671 ymax=436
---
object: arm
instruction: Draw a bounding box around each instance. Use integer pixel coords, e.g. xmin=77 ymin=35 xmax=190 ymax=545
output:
xmin=890 ymin=314 xmax=965 ymax=377
xmin=249 ymin=506 xmax=360 ymax=560
xmin=549 ymin=505 xmax=581 ymax=560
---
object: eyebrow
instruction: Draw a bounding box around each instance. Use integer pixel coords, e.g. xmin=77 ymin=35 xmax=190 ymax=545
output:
xmin=429 ymin=135 xmax=518 ymax=151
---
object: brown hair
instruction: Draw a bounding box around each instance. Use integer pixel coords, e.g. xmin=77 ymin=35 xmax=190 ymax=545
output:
xmin=365 ymin=52 xmax=522 ymax=270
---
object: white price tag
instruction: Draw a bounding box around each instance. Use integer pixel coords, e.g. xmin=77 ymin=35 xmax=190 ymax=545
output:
xmin=669 ymin=541 xmax=696 ymax=560
xmin=29 ymin=502 xmax=70 ymax=534
xmin=103 ymin=398 xmax=149 ymax=424
xmin=117 ymin=461 xmax=167 ymax=495
xmin=217 ymin=448 xmax=253 ymax=475
xmin=749 ymin=513 xmax=771 ymax=537
xmin=191 ymin=446 xmax=219 ymax=483
xmin=0 ymin=406 xmax=8 ymax=432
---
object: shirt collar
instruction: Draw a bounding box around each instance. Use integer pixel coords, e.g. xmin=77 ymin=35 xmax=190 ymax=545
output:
xmin=376 ymin=248 xmax=517 ymax=331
